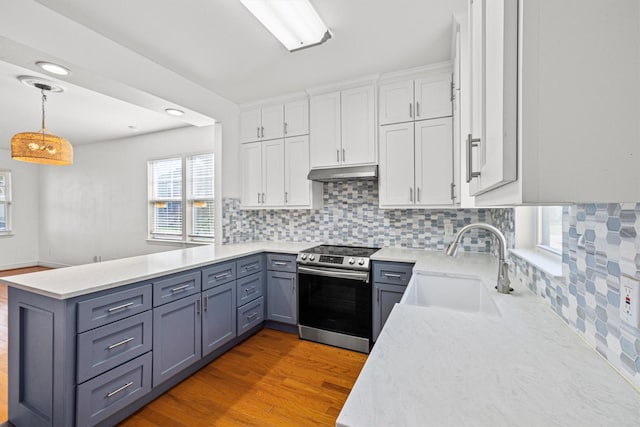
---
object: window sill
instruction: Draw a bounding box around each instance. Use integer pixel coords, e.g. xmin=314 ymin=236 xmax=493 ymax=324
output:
xmin=510 ymin=248 xmax=564 ymax=279
xmin=0 ymin=232 xmax=14 ymax=238
xmin=146 ymin=238 xmax=212 ymax=248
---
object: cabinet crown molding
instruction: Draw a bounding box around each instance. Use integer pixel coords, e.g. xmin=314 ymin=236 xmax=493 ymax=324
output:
xmin=378 ymin=60 xmax=453 ymax=84
xmin=305 ymin=74 xmax=379 ymax=96
xmin=239 ymin=91 xmax=308 ymax=111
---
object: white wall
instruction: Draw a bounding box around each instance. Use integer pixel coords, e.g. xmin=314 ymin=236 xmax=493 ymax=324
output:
xmin=0 ymin=148 xmax=40 ymax=269
xmin=38 ymin=125 xmax=216 ymax=266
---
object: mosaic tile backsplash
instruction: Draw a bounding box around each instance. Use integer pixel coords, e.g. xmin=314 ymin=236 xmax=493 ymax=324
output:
xmin=505 ymin=204 xmax=640 ymax=388
xmin=222 ymin=181 xmax=498 ymax=251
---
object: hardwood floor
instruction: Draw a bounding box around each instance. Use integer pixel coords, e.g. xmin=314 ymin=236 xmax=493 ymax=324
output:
xmin=0 ymin=267 xmax=51 ymax=422
xmin=120 ymin=328 xmax=367 ymax=426
xmin=0 ymin=267 xmax=368 ymax=426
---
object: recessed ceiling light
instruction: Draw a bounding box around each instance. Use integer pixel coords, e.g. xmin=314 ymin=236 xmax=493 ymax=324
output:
xmin=36 ymin=61 xmax=71 ymax=76
xmin=17 ymin=76 xmax=64 ymax=92
xmin=165 ymin=108 xmax=185 ymax=116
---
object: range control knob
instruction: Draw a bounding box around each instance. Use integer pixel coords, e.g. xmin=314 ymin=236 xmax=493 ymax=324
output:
xmin=309 ymin=255 xmax=315 ymax=261
xmin=348 ymin=257 xmax=355 ymax=265
xmin=358 ymin=258 xmax=365 ymax=266
xmin=300 ymin=253 xmax=307 ymax=260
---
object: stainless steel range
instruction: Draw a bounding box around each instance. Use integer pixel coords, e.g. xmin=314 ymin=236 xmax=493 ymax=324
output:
xmin=297 ymin=245 xmax=380 ymax=354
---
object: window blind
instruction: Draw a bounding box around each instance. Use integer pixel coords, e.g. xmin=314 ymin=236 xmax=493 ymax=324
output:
xmin=0 ymin=171 xmax=10 ymax=232
xmin=150 ymin=158 xmax=183 ymax=238
xmin=188 ymin=153 xmax=214 ymax=239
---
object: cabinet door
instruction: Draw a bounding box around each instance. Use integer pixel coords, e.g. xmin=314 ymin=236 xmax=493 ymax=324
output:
xmin=267 ymin=271 xmax=297 ymax=325
xmin=284 ymin=135 xmax=311 ymax=207
xmin=240 ymin=108 xmax=261 ymax=143
xmin=241 ymin=142 xmax=263 ymax=207
xmin=372 ymin=282 xmax=407 ymax=341
xmin=261 ymin=104 xmax=285 ymax=140
xmin=414 ymin=72 xmax=452 ymax=120
xmin=378 ymin=80 xmax=414 ymax=125
xmin=262 ymin=139 xmax=285 ymax=206
xmin=341 ymin=85 xmax=376 ymax=165
xmin=468 ymin=0 xmax=518 ymax=195
xmin=414 ymin=118 xmax=454 ymax=206
xmin=202 ymin=282 xmax=236 ymax=357
xmin=310 ymin=92 xmax=341 ymax=168
xmin=152 ymin=293 xmax=202 ymax=386
xmin=378 ymin=122 xmax=415 ymax=207
xmin=284 ymin=99 xmax=309 ymax=137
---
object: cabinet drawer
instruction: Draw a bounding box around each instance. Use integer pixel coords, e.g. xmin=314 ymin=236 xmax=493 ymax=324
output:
xmin=202 ymin=261 xmax=236 ymax=290
xmin=153 ymin=270 xmax=201 ymax=307
xmin=373 ymin=262 xmax=414 ymax=286
xmin=77 ymin=311 xmax=153 ymax=384
xmin=77 ymin=284 xmax=152 ymax=333
xmin=76 ymin=352 xmax=152 ymax=427
xmin=237 ymin=296 xmax=264 ymax=335
xmin=237 ymin=273 xmax=264 ymax=307
xmin=236 ymin=255 xmax=264 ymax=278
xmin=266 ymin=253 xmax=297 ymax=273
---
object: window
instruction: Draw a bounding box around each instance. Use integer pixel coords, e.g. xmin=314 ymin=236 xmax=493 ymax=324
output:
xmin=537 ymin=206 xmax=562 ymax=255
xmin=0 ymin=170 xmax=11 ymax=234
xmin=148 ymin=153 xmax=214 ymax=243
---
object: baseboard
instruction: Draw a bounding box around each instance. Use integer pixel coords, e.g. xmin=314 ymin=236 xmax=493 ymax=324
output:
xmin=37 ymin=261 xmax=72 ymax=269
xmin=0 ymin=261 xmax=40 ymax=272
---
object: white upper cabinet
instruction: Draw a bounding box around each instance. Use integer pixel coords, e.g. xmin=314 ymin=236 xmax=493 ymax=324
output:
xmin=260 ymin=105 xmax=285 ymax=141
xmin=284 ymin=100 xmax=309 ymax=137
xmin=240 ymin=109 xmax=262 ymax=143
xmin=340 ymin=85 xmax=376 ymax=165
xmin=379 ymin=73 xmax=452 ymax=125
xmin=310 ymin=85 xmax=376 ymax=168
xmin=379 ymin=118 xmax=454 ymax=208
xmin=284 ymin=136 xmax=312 ymax=207
xmin=466 ymin=0 xmax=640 ymax=204
xmin=261 ymin=139 xmax=285 ymax=207
xmin=309 ymin=92 xmax=341 ymax=168
xmin=467 ymin=0 xmax=517 ymax=196
xmin=241 ymin=142 xmax=263 ymax=208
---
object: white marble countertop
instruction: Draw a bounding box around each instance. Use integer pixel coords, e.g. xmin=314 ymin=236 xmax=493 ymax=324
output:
xmin=339 ymin=250 xmax=640 ymax=427
xmin=0 ymin=242 xmax=317 ymax=299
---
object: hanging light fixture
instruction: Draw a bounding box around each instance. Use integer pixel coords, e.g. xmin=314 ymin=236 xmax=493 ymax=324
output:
xmin=11 ymin=82 xmax=73 ymax=166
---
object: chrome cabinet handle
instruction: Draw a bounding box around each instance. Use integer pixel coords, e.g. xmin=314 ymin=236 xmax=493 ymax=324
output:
xmin=107 ymin=302 xmax=134 ymax=313
xmin=450 ymin=182 xmax=456 ymax=200
xmin=409 ymin=188 xmax=413 ymax=202
xmin=106 ymin=381 xmax=134 ymax=398
xmin=284 ymin=122 xmax=288 ymax=135
xmin=342 ymin=148 xmax=346 ymax=162
xmin=257 ymin=126 xmax=260 ymax=138
xmin=261 ymin=126 xmax=264 ymax=138
xmin=245 ymin=286 xmax=257 ymax=294
xmin=416 ymin=187 xmax=421 ymax=202
xmin=261 ymin=193 xmax=265 ymax=204
xmin=466 ymin=134 xmax=481 ymax=183
xmin=245 ymin=264 xmax=259 ymax=271
xmin=204 ymin=295 xmax=209 ymax=312
xmin=416 ymin=102 xmax=420 ymax=117
xmin=384 ymin=273 xmax=402 ymax=278
xmin=273 ymin=261 xmax=288 ymax=266
xmin=337 ymin=149 xmax=340 ymax=162
xmin=197 ymin=298 xmax=201 ymax=315
xmin=107 ymin=337 xmax=134 ymax=350
xmin=257 ymin=193 xmax=260 ymax=204
xmin=409 ymin=103 xmax=413 ymax=118
xmin=171 ymin=284 xmax=189 ymax=293
xmin=214 ymin=272 xmax=230 ymax=280
xmin=247 ymin=312 xmax=258 ymax=320
xmin=284 ymin=192 xmax=288 ymax=203
xmin=377 ymin=288 xmax=380 ymax=302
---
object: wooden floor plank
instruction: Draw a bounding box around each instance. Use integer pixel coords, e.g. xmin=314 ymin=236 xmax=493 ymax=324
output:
xmin=0 ymin=269 xmax=367 ymax=426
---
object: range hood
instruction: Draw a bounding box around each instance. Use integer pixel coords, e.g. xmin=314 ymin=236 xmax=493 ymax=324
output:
xmin=307 ymin=165 xmax=378 ymax=182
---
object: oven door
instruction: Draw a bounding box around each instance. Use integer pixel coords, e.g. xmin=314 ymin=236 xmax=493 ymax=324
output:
xmin=297 ymin=265 xmax=372 ymax=339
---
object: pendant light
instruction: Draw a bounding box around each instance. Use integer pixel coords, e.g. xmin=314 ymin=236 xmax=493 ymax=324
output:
xmin=11 ymin=82 xmax=73 ymax=166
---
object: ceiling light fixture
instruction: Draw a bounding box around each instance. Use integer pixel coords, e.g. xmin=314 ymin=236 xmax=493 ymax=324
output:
xmin=11 ymin=82 xmax=73 ymax=166
xmin=165 ymin=108 xmax=185 ymax=116
xmin=240 ymin=0 xmax=332 ymax=52
xmin=36 ymin=61 xmax=71 ymax=76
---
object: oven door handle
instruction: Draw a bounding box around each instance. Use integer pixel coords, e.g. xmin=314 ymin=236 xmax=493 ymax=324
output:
xmin=298 ymin=266 xmax=370 ymax=283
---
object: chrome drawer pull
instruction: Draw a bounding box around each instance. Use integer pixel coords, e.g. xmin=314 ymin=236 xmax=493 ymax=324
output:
xmin=247 ymin=312 xmax=258 ymax=320
xmin=245 ymin=286 xmax=257 ymax=294
xmin=106 ymin=381 xmax=134 ymax=398
xmin=273 ymin=261 xmax=288 ymax=266
xmin=384 ymin=273 xmax=402 ymax=278
xmin=171 ymin=284 xmax=190 ymax=293
xmin=107 ymin=337 xmax=134 ymax=350
xmin=245 ymin=264 xmax=259 ymax=271
xmin=214 ymin=272 xmax=231 ymax=280
xmin=107 ymin=302 xmax=134 ymax=313
xmin=204 ymin=295 xmax=209 ymax=312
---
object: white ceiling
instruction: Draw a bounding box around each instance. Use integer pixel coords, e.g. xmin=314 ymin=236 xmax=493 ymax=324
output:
xmin=0 ymin=0 xmax=466 ymax=147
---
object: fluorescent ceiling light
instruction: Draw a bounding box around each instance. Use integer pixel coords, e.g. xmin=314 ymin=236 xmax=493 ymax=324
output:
xmin=240 ymin=0 xmax=332 ymax=52
xmin=36 ymin=61 xmax=71 ymax=76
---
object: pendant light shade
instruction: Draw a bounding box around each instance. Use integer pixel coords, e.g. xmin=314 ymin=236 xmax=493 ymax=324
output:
xmin=11 ymin=82 xmax=73 ymax=166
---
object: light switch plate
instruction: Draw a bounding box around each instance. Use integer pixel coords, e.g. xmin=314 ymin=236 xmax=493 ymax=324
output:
xmin=620 ymin=275 xmax=640 ymax=328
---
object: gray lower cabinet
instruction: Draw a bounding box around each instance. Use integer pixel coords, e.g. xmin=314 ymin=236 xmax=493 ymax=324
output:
xmin=372 ymin=261 xmax=414 ymax=342
xmin=202 ymin=281 xmax=237 ymax=357
xmin=266 ymin=270 xmax=297 ymax=325
xmin=238 ymin=296 xmax=265 ymax=335
xmin=152 ymin=293 xmax=202 ymax=386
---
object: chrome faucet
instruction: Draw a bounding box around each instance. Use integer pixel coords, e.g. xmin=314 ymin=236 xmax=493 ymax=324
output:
xmin=445 ymin=223 xmax=512 ymax=294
